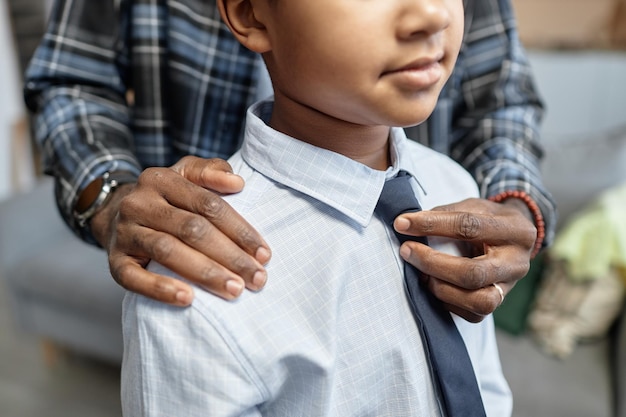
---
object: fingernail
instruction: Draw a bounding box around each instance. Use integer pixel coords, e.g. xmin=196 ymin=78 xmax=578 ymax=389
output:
xmin=226 ymin=279 xmax=244 ymax=297
xmin=175 ymin=290 xmax=194 ymax=306
xmin=256 ymin=247 xmax=271 ymax=264
xmin=252 ymin=270 xmax=267 ymax=289
xmin=400 ymin=244 xmax=411 ymax=260
xmin=395 ymin=217 xmax=410 ymax=231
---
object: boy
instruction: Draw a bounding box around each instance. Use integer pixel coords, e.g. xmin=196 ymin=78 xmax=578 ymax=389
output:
xmin=122 ymin=0 xmax=512 ymax=415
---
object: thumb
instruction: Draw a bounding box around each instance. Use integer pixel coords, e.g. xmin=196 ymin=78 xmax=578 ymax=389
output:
xmin=173 ymin=156 xmax=245 ymax=194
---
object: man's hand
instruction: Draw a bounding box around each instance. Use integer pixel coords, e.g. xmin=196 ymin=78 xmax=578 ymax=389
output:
xmin=90 ymin=156 xmax=271 ymax=306
xmin=394 ymin=198 xmax=537 ymax=323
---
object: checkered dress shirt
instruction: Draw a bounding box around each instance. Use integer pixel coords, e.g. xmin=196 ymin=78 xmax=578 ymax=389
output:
xmin=121 ymin=101 xmax=512 ymax=417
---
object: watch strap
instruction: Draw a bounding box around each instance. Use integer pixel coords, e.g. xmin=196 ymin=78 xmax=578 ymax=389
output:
xmin=74 ymin=171 xmax=137 ymax=228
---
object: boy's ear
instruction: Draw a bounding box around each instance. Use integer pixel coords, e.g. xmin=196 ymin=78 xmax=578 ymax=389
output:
xmin=217 ymin=0 xmax=271 ymax=53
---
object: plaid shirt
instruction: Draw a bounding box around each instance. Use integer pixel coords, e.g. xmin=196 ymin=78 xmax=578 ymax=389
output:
xmin=24 ymin=0 xmax=557 ymax=246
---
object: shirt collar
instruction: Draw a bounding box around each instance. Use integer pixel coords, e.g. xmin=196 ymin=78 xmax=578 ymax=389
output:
xmin=240 ymin=100 xmax=417 ymax=227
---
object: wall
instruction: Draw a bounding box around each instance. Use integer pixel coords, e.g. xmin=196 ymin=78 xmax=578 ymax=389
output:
xmin=529 ymin=50 xmax=626 ymax=224
xmin=0 ymin=0 xmax=34 ymax=201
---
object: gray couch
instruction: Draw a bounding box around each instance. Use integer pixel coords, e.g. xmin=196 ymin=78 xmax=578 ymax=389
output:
xmin=0 ymin=178 xmax=124 ymax=363
xmin=1 ymin=51 xmax=626 ymax=416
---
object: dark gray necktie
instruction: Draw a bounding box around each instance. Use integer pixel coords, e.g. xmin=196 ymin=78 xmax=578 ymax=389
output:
xmin=375 ymin=170 xmax=486 ymax=417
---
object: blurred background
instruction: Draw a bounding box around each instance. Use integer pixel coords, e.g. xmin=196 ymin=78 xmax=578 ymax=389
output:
xmin=0 ymin=1 xmax=122 ymax=415
xmin=0 ymin=1 xmax=625 ymax=416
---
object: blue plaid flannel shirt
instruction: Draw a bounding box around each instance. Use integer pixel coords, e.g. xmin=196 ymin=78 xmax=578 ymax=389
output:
xmin=24 ymin=0 xmax=557 ymax=246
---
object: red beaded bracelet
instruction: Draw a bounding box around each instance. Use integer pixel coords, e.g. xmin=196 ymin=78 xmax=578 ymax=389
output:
xmin=489 ymin=190 xmax=545 ymax=258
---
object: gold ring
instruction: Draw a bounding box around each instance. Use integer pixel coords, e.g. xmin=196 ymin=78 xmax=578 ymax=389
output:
xmin=493 ymin=283 xmax=505 ymax=306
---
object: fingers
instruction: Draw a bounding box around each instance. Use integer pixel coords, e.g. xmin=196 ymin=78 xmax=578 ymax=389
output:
xmin=118 ymin=192 xmax=267 ymax=293
xmin=106 ymin=161 xmax=273 ymax=306
xmin=395 ymin=197 xmax=539 ymax=321
xmin=110 ymin=224 xmax=258 ymax=306
xmin=109 ymin=252 xmax=195 ymax=306
xmin=401 ymin=241 xmax=529 ymax=289
xmin=425 ymin=278 xmax=512 ymax=323
xmin=395 ymin=198 xmax=537 ymax=249
xmin=172 ymin=156 xmax=245 ymax=194
xmin=142 ymin=165 xmax=271 ymax=265
xmin=400 ymin=238 xmax=529 ymax=321
xmin=110 ymin=227 xmax=251 ymax=305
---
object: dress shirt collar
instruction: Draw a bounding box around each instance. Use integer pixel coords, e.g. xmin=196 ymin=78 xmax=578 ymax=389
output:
xmin=241 ymin=100 xmax=417 ymax=227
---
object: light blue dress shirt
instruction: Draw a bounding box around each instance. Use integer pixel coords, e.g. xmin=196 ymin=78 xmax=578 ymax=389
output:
xmin=122 ymin=101 xmax=512 ymax=417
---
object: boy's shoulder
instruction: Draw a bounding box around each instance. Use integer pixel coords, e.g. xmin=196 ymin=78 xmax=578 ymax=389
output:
xmin=223 ymin=151 xmax=279 ymax=212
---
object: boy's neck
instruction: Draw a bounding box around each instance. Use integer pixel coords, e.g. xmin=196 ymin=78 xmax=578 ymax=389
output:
xmin=269 ymin=96 xmax=391 ymax=171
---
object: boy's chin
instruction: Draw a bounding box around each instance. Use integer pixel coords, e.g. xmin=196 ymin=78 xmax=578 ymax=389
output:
xmin=388 ymin=113 xmax=435 ymax=129
xmin=381 ymin=100 xmax=439 ymax=128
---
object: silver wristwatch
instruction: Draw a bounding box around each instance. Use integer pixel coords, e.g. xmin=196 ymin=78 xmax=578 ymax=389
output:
xmin=73 ymin=171 xmax=137 ymax=228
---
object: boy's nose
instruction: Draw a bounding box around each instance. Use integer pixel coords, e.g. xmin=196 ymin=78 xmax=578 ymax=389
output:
xmin=397 ymin=0 xmax=451 ymax=39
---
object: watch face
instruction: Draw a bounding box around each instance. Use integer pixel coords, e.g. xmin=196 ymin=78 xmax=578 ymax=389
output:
xmin=73 ymin=171 xmax=137 ymax=227
xmin=75 ymin=176 xmax=105 ymax=214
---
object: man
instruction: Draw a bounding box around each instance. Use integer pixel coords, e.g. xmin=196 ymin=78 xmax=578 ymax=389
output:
xmin=24 ymin=0 xmax=555 ymax=321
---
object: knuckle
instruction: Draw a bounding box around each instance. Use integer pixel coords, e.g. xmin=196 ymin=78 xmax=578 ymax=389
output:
xmin=149 ymin=234 xmax=176 ymax=261
xmin=172 ymin=155 xmax=195 ymax=171
xmin=179 ymin=216 xmax=210 ymax=244
xmin=198 ymin=194 xmax=226 ymax=222
xmin=503 ymin=255 xmax=531 ymax=282
xmin=110 ymin=262 xmax=135 ymax=289
xmin=230 ymin=254 xmax=252 ymax=274
xmin=420 ymin=215 xmax=437 ymax=233
xmin=151 ymin=278 xmax=175 ymax=297
xmin=198 ymin=264 xmax=219 ymax=282
xmin=456 ymin=212 xmax=481 ymax=240
xmin=204 ymin=157 xmax=224 ymax=169
xmin=138 ymin=167 xmax=161 ymax=184
xmin=237 ymin=225 xmax=258 ymax=251
xmin=196 ymin=264 xmax=236 ymax=289
xmin=117 ymin=193 xmax=140 ymax=219
xmin=197 ymin=264 xmax=231 ymax=286
xmin=464 ymin=263 xmax=489 ymax=289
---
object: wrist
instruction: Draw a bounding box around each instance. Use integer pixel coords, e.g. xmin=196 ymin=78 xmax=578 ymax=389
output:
xmin=90 ymin=183 xmax=134 ymax=248
xmin=74 ymin=171 xmax=137 ymax=246
xmin=489 ymin=190 xmax=545 ymax=258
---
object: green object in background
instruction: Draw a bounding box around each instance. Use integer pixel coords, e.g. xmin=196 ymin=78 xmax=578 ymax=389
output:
xmin=494 ymin=253 xmax=546 ymax=335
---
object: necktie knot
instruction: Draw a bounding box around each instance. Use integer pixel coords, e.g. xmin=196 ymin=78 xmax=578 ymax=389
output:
xmin=375 ymin=171 xmax=420 ymax=221
xmin=375 ymin=170 xmax=426 ymax=246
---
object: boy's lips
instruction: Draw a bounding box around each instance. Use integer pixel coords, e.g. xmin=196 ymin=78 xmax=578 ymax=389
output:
xmin=382 ymin=54 xmax=445 ymax=90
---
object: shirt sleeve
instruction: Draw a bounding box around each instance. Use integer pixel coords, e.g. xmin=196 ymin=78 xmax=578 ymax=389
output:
xmin=448 ymin=0 xmax=558 ymax=248
xmin=121 ymin=291 xmax=265 ymax=417
xmin=24 ymin=0 xmax=141 ymax=244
